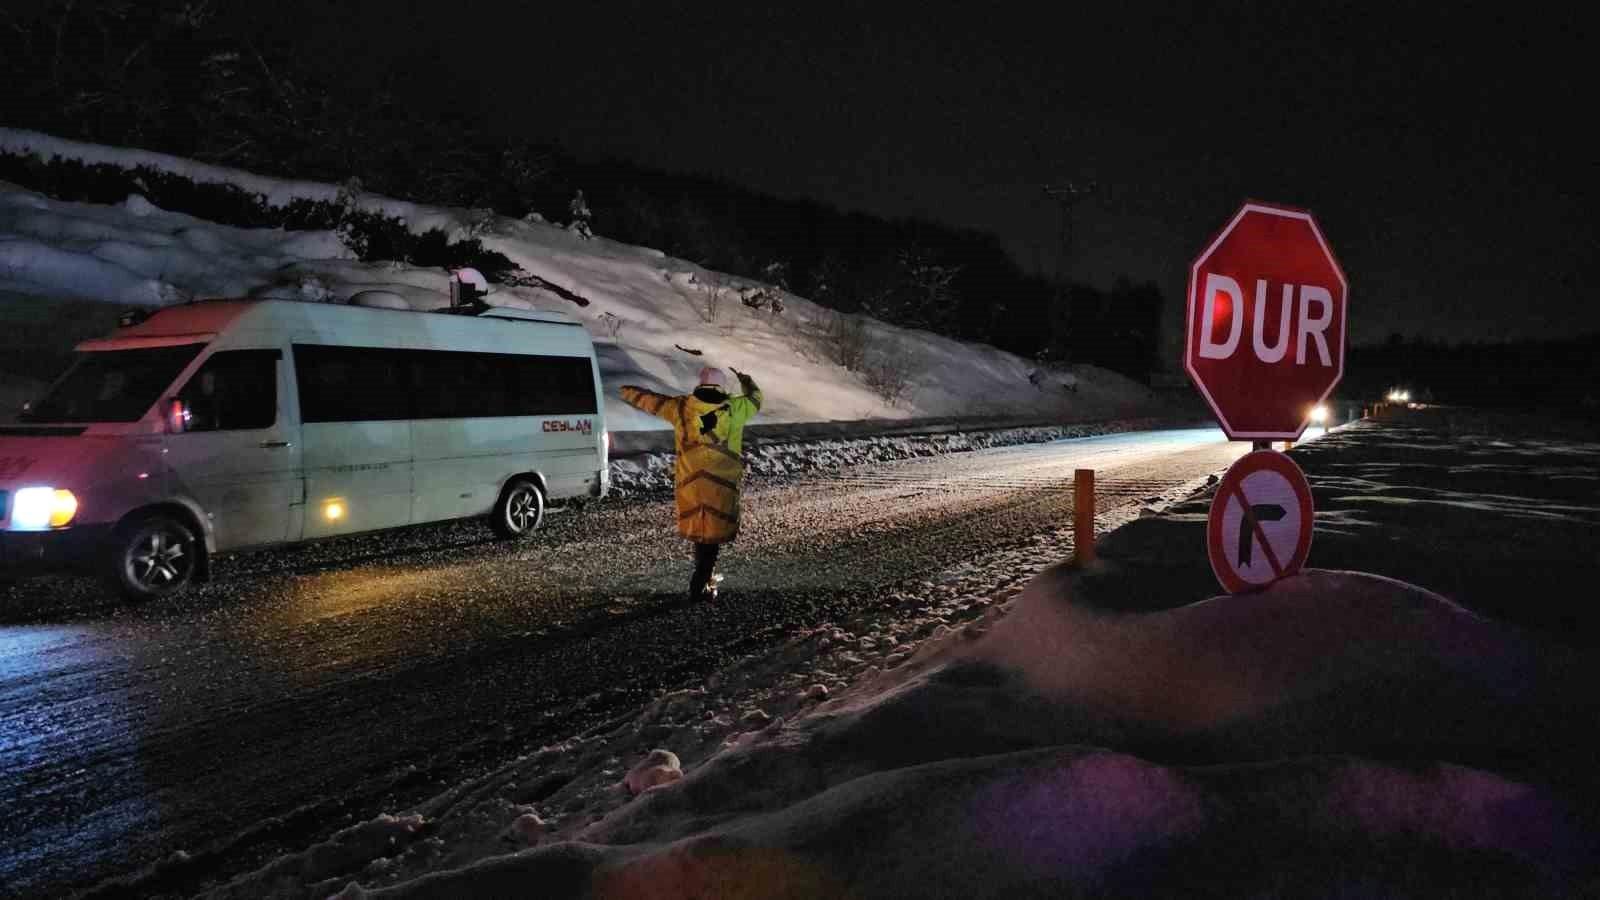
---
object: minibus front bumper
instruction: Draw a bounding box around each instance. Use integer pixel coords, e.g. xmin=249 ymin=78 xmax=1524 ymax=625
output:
xmin=0 ymin=525 xmax=112 ymax=575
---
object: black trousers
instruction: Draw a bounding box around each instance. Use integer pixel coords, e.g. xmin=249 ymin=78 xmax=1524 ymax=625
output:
xmin=690 ymin=542 xmax=721 ymax=597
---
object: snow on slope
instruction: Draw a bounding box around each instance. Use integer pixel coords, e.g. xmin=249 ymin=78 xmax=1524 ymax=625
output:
xmin=0 ymin=127 xmax=1157 ymax=430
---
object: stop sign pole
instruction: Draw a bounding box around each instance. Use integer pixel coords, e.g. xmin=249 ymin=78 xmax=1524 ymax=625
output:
xmin=1184 ymin=201 xmax=1348 ymax=442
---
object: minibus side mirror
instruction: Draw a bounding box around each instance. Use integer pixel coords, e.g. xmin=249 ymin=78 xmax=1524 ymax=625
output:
xmin=165 ymin=398 xmax=190 ymax=434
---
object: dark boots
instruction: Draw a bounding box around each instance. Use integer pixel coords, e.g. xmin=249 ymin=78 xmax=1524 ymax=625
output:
xmin=689 ymin=542 xmax=721 ymax=600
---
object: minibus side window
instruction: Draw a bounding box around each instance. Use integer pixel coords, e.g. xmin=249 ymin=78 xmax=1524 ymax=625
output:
xmin=508 ymin=355 xmax=598 ymax=416
xmin=409 ymin=350 xmax=596 ymax=418
xmin=293 ymin=345 xmax=597 ymax=421
xmin=293 ymin=345 xmax=410 ymax=423
xmin=176 ymin=350 xmax=279 ymax=432
xmin=468 ymin=355 xmax=510 ymax=418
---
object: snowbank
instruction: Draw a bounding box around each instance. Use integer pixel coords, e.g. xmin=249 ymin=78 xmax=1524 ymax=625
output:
xmin=300 ymin=568 xmax=1597 ymax=899
xmin=979 ymin=567 xmax=1592 ymax=754
xmin=0 ymin=128 xmax=1164 ymax=431
xmin=608 ymin=418 xmax=1173 ymax=495
xmin=369 ymin=753 xmax=1588 ymax=900
xmin=204 ymin=814 xmax=426 ymax=900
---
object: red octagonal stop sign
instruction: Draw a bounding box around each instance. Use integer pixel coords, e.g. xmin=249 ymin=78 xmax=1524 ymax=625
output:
xmin=1185 ymin=201 xmax=1348 ymax=440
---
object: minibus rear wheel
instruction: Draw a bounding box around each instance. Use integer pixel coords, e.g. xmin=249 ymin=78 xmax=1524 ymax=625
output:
xmin=491 ymin=479 xmax=545 ymax=539
xmin=106 ymin=513 xmax=199 ymax=601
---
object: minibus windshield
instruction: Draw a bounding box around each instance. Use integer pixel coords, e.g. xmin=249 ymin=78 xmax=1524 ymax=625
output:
xmin=20 ymin=343 xmax=207 ymax=423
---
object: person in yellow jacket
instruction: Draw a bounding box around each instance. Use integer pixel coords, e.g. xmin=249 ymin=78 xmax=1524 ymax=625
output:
xmin=620 ymin=366 xmax=763 ymax=600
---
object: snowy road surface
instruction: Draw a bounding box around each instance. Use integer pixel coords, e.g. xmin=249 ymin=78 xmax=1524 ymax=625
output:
xmin=0 ymin=427 xmax=1247 ymax=898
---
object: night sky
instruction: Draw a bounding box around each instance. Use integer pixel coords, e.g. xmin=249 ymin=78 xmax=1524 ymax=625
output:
xmin=294 ymin=1 xmax=1594 ymax=346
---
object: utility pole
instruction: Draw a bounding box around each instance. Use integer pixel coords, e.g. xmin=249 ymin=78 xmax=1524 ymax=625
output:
xmin=1042 ymin=180 xmax=1096 ymax=284
xmin=1039 ymin=179 xmax=1095 ymax=365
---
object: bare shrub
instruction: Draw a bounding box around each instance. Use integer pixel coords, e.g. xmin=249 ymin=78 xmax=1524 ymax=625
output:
xmin=768 ymin=302 xmax=790 ymax=334
xmin=703 ymin=285 xmax=727 ymax=323
xmin=821 ymin=309 xmax=869 ymax=371
xmin=597 ymin=311 xmax=625 ymax=340
xmin=863 ymin=348 xmax=919 ymax=407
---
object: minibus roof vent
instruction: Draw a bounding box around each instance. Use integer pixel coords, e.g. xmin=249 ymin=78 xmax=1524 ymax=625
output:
xmin=349 ymin=290 xmax=411 ymax=310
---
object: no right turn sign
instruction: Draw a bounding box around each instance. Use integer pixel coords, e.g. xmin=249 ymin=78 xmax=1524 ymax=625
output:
xmin=1206 ymin=450 xmax=1315 ymax=593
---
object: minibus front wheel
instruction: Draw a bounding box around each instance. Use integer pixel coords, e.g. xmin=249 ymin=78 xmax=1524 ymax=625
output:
xmin=106 ymin=513 xmax=200 ymax=601
xmin=491 ymin=478 xmax=546 ymax=539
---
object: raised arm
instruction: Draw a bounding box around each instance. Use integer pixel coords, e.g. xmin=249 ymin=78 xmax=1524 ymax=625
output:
xmin=730 ymin=368 xmax=763 ymax=418
xmin=619 ymin=385 xmax=682 ymax=422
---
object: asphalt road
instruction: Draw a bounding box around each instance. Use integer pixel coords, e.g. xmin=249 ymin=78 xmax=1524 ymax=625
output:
xmin=0 ymin=427 xmax=1246 ymax=898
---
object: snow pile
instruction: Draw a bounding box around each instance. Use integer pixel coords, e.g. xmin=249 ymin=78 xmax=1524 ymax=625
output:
xmin=203 ymin=813 xmax=425 ymax=900
xmin=0 ymin=127 xmax=1163 ymax=431
xmin=607 ymin=417 xmax=1171 ymax=495
xmin=623 ymin=749 xmax=684 ymax=795
xmin=293 ymin=570 xmax=1598 ymax=899
xmin=980 ymin=567 xmax=1593 ymax=752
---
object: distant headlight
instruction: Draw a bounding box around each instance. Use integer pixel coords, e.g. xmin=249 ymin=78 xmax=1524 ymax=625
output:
xmin=1309 ymin=405 xmax=1329 ymax=424
xmin=10 ymin=487 xmax=78 ymax=530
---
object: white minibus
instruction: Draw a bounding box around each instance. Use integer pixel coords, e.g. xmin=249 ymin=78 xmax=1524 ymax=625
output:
xmin=0 ymin=298 xmax=609 ymax=599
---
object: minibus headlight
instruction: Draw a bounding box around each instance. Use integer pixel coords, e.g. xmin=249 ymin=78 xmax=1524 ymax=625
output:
xmin=10 ymin=487 xmax=79 ymax=530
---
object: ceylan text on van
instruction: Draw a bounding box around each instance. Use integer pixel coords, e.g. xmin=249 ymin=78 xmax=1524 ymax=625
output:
xmin=0 ymin=299 xmax=609 ymax=600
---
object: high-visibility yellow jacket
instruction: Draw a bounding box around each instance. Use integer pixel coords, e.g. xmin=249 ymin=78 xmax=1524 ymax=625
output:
xmin=620 ymin=372 xmax=763 ymax=544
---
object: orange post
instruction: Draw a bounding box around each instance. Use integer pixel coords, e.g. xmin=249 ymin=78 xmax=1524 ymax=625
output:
xmin=1074 ymin=468 xmax=1096 ymax=564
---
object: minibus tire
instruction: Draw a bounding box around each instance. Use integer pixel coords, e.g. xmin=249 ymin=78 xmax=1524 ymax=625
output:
xmin=491 ymin=479 xmax=545 ymax=539
xmin=105 ymin=514 xmax=199 ymax=601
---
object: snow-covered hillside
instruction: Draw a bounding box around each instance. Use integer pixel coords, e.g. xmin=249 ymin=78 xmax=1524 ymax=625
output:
xmin=0 ymin=128 xmax=1157 ymax=431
